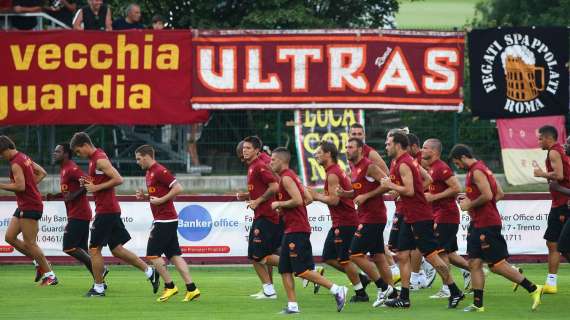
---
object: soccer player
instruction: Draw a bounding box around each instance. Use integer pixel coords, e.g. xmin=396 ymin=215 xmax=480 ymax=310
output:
xmin=533 ymin=125 xmax=570 ymax=294
xmin=380 ymin=132 xmax=464 ymax=308
xmin=134 ymin=145 xmax=200 ymax=302
xmin=0 ymin=135 xmax=58 ymax=286
xmin=235 ymin=136 xmax=281 ymax=299
xmin=340 ymin=137 xmax=398 ymax=307
xmin=307 ymin=141 xmax=368 ymax=302
xmin=69 ymin=132 xmax=159 ymax=297
xmin=407 ymin=133 xmax=437 ymax=290
xmin=349 ymin=123 xmax=400 ymax=280
xmin=48 ymin=143 xmax=105 ymax=279
xmin=450 ymin=144 xmax=543 ymax=312
xmin=269 ymin=147 xmax=348 ymax=314
xmin=548 ymin=135 xmax=570 ymax=263
xmin=421 ymin=138 xmax=471 ymax=298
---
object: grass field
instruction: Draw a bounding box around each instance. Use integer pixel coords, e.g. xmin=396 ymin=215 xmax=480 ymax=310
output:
xmin=1 ymin=263 xmax=569 ymax=319
xmin=396 ymin=0 xmax=479 ymax=29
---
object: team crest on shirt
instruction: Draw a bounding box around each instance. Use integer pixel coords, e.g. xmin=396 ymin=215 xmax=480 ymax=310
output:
xmin=352 ymin=182 xmax=362 ymax=190
xmin=61 ymin=184 xmax=68 ymax=192
xmin=254 ymin=228 xmax=260 ymax=236
xmin=479 ymin=234 xmax=486 ymax=241
xmin=248 ymin=184 xmax=254 ymax=191
xmin=278 ymin=193 xmax=284 ymax=200
xmin=148 ymin=186 xmax=156 ymax=194
xmin=466 ymin=187 xmax=473 ymax=193
xmin=334 ymin=228 xmax=340 ymax=236
xmin=289 ymin=242 xmax=295 ymax=250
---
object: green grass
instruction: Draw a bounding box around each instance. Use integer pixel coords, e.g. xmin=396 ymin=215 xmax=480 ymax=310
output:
xmin=396 ymin=0 xmax=479 ymax=29
xmin=0 ymin=263 xmax=569 ymax=319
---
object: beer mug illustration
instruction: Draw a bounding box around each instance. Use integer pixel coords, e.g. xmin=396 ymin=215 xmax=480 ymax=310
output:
xmin=501 ymin=45 xmax=544 ymax=101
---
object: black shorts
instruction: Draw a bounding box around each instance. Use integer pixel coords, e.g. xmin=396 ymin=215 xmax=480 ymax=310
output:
xmin=467 ymin=226 xmax=509 ymax=265
xmin=398 ymin=220 xmax=439 ymax=256
xmin=13 ymin=208 xmax=42 ymax=220
xmin=63 ymin=219 xmax=90 ymax=251
xmin=544 ymin=206 xmax=569 ymax=242
xmin=322 ymin=225 xmax=357 ymax=263
xmin=388 ymin=213 xmax=403 ymax=252
xmin=247 ymin=218 xmax=282 ymax=262
xmin=435 ymin=223 xmax=459 ymax=253
xmin=90 ymin=214 xmax=131 ymax=250
xmin=278 ymin=232 xmax=315 ymax=276
xmin=557 ymin=219 xmax=570 ymax=254
xmin=147 ymin=221 xmax=182 ymax=259
xmin=350 ymin=223 xmax=386 ymax=256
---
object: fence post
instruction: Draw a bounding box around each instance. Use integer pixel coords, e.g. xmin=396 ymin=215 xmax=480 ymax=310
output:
xmin=276 ymin=111 xmax=283 ymax=146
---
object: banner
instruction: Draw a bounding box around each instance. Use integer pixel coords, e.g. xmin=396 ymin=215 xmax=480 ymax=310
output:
xmin=497 ymin=116 xmax=567 ymax=185
xmin=294 ymin=109 xmax=364 ymax=187
xmin=0 ymin=30 xmax=209 ymax=125
xmin=191 ymin=30 xmax=464 ymax=111
xmin=0 ymin=196 xmax=554 ymax=258
xmin=469 ymin=27 xmax=569 ymax=119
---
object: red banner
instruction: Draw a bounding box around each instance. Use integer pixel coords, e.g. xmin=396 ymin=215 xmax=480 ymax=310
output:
xmin=191 ymin=29 xmax=464 ymax=110
xmin=0 ymin=30 xmax=209 ymax=125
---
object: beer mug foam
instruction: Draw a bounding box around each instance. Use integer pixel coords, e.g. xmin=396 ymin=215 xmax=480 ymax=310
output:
xmin=500 ymin=45 xmax=544 ymax=101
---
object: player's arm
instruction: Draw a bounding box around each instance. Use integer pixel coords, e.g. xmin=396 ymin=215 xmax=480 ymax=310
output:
xmin=272 ymin=176 xmax=303 ymax=210
xmin=32 ymin=161 xmax=47 ymax=184
xmin=248 ymin=182 xmax=278 ymax=210
xmin=84 ymin=159 xmax=123 ymax=193
xmin=105 ymin=7 xmax=113 ymax=31
xmin=459 ymin=170 xmax=492 ymax=210
xmin=0 ymin=163 xmax=25 ymax=192
xmin=495 ymin=179 xmax=505 ymax=202
xmin=150 ymin=182 xmax=183 ymax=206
xmin=419 ymin=165 xmax=432 ymax=189
xmin=311 ymin=173 xmax=341 ymax=206
xmin=236 ymin=192 xmax=250 ymax=201
xmin=72 ymin=8 xmax=83 ymax=30
xmin=368 ymin=149 xmax=389 ymax=174
xmin=303 ymin=186 xmax=313 ymax=205
xmin=535 ymin=150 xmax=564 ymax=180
xmin=549 ymin=180 xmax=570 ymax=196
xmin=381 ymin=163 xmax=414 ymax=197
xmin=425 ymin=176 xmax=461 ymax=203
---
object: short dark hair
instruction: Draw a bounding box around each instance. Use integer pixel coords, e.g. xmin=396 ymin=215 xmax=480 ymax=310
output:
xmin=273 ymin=147 xmax=291 ymax=163
xmin=318 ymin=140 xmax=338 ymax=163
xmin=538 ymin=125 xmax=558 ymax=141
xmin=0 ymin=135 xmax=16 ymax=153
xmin=243 ymin=136 xmax=262 ymax=150
xmin=407 ymin=133 xmax=420 ymax=147
xmin=424 ymin=138 xmax=442 ymax=153
xmin=58 ymin=143 xmax=73 ymax=159
xmin=389 ymin=132 xmax=409 ymax=149
xmin=350 ymin=123 xmax=364 ymax=130
xmin=347 ymin=137 xmax=363 ymax=148
xmin=135 ymin=144 xmax=155 ymax=158
xmin=69 ymin=132 xmax=93 ymax=149
xmin=449 ymin=144 xmax=474 ymax=160
xmin=152 ymin=14 xmax=164 ymax=23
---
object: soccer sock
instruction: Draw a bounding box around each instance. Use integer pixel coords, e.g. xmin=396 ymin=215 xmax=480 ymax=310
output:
xmin=33 ymin=260 xmax=39 ymax=267
xmin=353 ymin=282 xmax=366 ymax=296
xmin=359 ymin=273 xmax=370 ymax=286
xmin=263 ymin=283 xmax=276 ymax=295
xmin=69 ymin=248 xmax=94 ymax=276
xmin=44 ymin=271 xmax=55 ymax=278
xmin=400 ymin=287 xmax=410 ymax=300
xmin=374 ymin=278 xmax=388 ymax=291
xmin=419 ymin=270 xmax=427 ymax=285
xmin=473 ymin=289 xmax=484 ymax=308
xmin=411 ymin=272 xmax=419 ymax=285
xmin=519 ymin=278 xmax=537 ymax=293
xmin=287 ymin=302 xmax=299 ymax=311
xmin=330 ymin=284 xmax=341 ymax=295
xmin=448 ymin=282 xmax=461 ymax=296
xmin=390 ymin=264 xmax=400 ymax=275
xmin=441 ymin=284 xmax=449 ymax=292
xmin=165 ymin=281 xmax=175 ymax=289
xmin=94 ymin=283 xmax=105 ymax=293
xmin=186 ymin=282 xmax=197 ymax=291
xmin=546 ymin=274 xmax=557 ymax=286
xmin=145 ymin=267 xmax=154 ymax=278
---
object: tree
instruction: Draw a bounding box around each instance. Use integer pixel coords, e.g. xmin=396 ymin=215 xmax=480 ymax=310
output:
xmin=108 ymin=0 xmax=400 ymax=29
xmin=472 ymin=0 xmax=570 ymax=27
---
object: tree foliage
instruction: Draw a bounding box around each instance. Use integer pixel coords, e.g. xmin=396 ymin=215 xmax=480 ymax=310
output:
xmin=472 ymin=0 xmax=570 ymax=27
xmin=108 ymin=0 xmax=399 ymax=29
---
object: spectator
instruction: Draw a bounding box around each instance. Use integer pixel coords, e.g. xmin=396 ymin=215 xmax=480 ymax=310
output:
xmin=73 ymin=0 xmax=111 ymax=31
xmin=112 ymin=3 xmax=144 ymax=30
xmin=46 ymin=0 xmax=77 ymax=27
xmin=151 ymin=14 xmax=164 ymax=30
xmin=10 ymin=0 xmax=43 ymax=30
